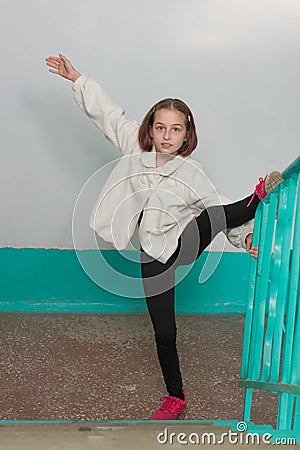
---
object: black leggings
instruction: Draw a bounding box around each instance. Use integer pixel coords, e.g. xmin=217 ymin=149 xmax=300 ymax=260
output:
xmin=140 ymin=194 xmax=259 ymax=399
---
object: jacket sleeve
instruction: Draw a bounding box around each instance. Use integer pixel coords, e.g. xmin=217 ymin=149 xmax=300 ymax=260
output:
xmin=72 ymin=75 xmax=140 ymax=155
xmin=189 ymin=163 xmax=254 ymax=249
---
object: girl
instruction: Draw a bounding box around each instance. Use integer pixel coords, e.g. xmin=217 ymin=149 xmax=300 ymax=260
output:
xmin=45 ymin=54 xmax=283 ymax=420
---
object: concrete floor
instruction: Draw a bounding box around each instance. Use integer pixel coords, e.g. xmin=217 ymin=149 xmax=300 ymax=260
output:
xmin=0 ymin=313 xmax=278 ymax=424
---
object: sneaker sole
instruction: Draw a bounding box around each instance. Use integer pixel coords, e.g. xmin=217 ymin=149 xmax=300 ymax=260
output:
xmin=264 ymin=171 xmax=283 ymax=195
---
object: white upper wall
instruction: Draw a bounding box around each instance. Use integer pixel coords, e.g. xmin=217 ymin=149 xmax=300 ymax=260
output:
xmin=1 ymin=0 xmax=299 ymax=250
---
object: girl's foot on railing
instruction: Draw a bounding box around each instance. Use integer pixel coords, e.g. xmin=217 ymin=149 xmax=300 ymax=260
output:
xmin=247 ymin=171 xmax=283 ymax=206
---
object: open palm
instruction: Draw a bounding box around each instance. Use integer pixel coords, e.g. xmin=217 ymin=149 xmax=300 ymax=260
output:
xmin=45 ymin=54 xmax=81 ymax=82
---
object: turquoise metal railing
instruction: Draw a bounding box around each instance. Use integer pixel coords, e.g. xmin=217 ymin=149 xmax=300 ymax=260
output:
xmin=240 ymin=156 xmax=300 ymax=435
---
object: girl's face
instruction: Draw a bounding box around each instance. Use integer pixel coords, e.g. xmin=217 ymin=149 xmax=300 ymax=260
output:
xmin=150 ymin=108 xmax=188 ymax=156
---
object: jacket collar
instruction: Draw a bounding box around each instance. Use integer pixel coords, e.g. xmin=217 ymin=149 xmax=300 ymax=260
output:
xmin=140 ymin=149 xmax=156 ymax=168
xmin=141 ymin=148 xmax=188 ymax=176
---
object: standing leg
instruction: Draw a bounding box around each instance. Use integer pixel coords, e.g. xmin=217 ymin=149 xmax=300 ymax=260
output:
xmin=140 ymin=252 xmax=183 ymax=399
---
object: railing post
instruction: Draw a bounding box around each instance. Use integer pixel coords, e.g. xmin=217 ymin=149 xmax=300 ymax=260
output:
xmin=239 ymin=156 xmax=300 ymax=437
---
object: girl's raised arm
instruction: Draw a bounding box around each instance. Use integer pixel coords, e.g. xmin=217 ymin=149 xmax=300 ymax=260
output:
xmin=45 ymin=54 xmax=139 ymax=155
xmin=45 ymin=54 xmax=81 ymax=83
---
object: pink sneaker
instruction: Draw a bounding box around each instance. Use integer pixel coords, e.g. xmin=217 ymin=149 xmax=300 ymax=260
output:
xmin=152 ymin=389 xmax=187 ymax=420
xmin=247 ymin=171 xmax=283 ymax=206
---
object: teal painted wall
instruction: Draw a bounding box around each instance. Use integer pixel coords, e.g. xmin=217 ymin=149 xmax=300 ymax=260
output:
xmin=0 ymin=248 xmax=251 ymax=314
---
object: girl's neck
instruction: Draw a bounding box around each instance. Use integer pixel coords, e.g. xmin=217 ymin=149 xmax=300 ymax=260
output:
xmin=155 ymin=152 xmax=177 ymax=168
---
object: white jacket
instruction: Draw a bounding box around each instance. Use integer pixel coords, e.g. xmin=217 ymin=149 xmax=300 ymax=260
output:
xmin=72 ymin=76 xmax=253 ymax=263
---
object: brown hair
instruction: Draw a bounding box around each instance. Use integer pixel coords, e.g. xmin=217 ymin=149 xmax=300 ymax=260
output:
xmin=138 ymin=98 xmax=198 ymax=156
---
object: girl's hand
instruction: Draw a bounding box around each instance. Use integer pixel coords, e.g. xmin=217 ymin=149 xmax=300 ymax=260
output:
xmin=249 ymin=246 xmax=259 ymax=259
xmin=245 ymin=233 xmax=259 ymax=259
xmin=45 ymin=54 xmax=81 ymax=82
